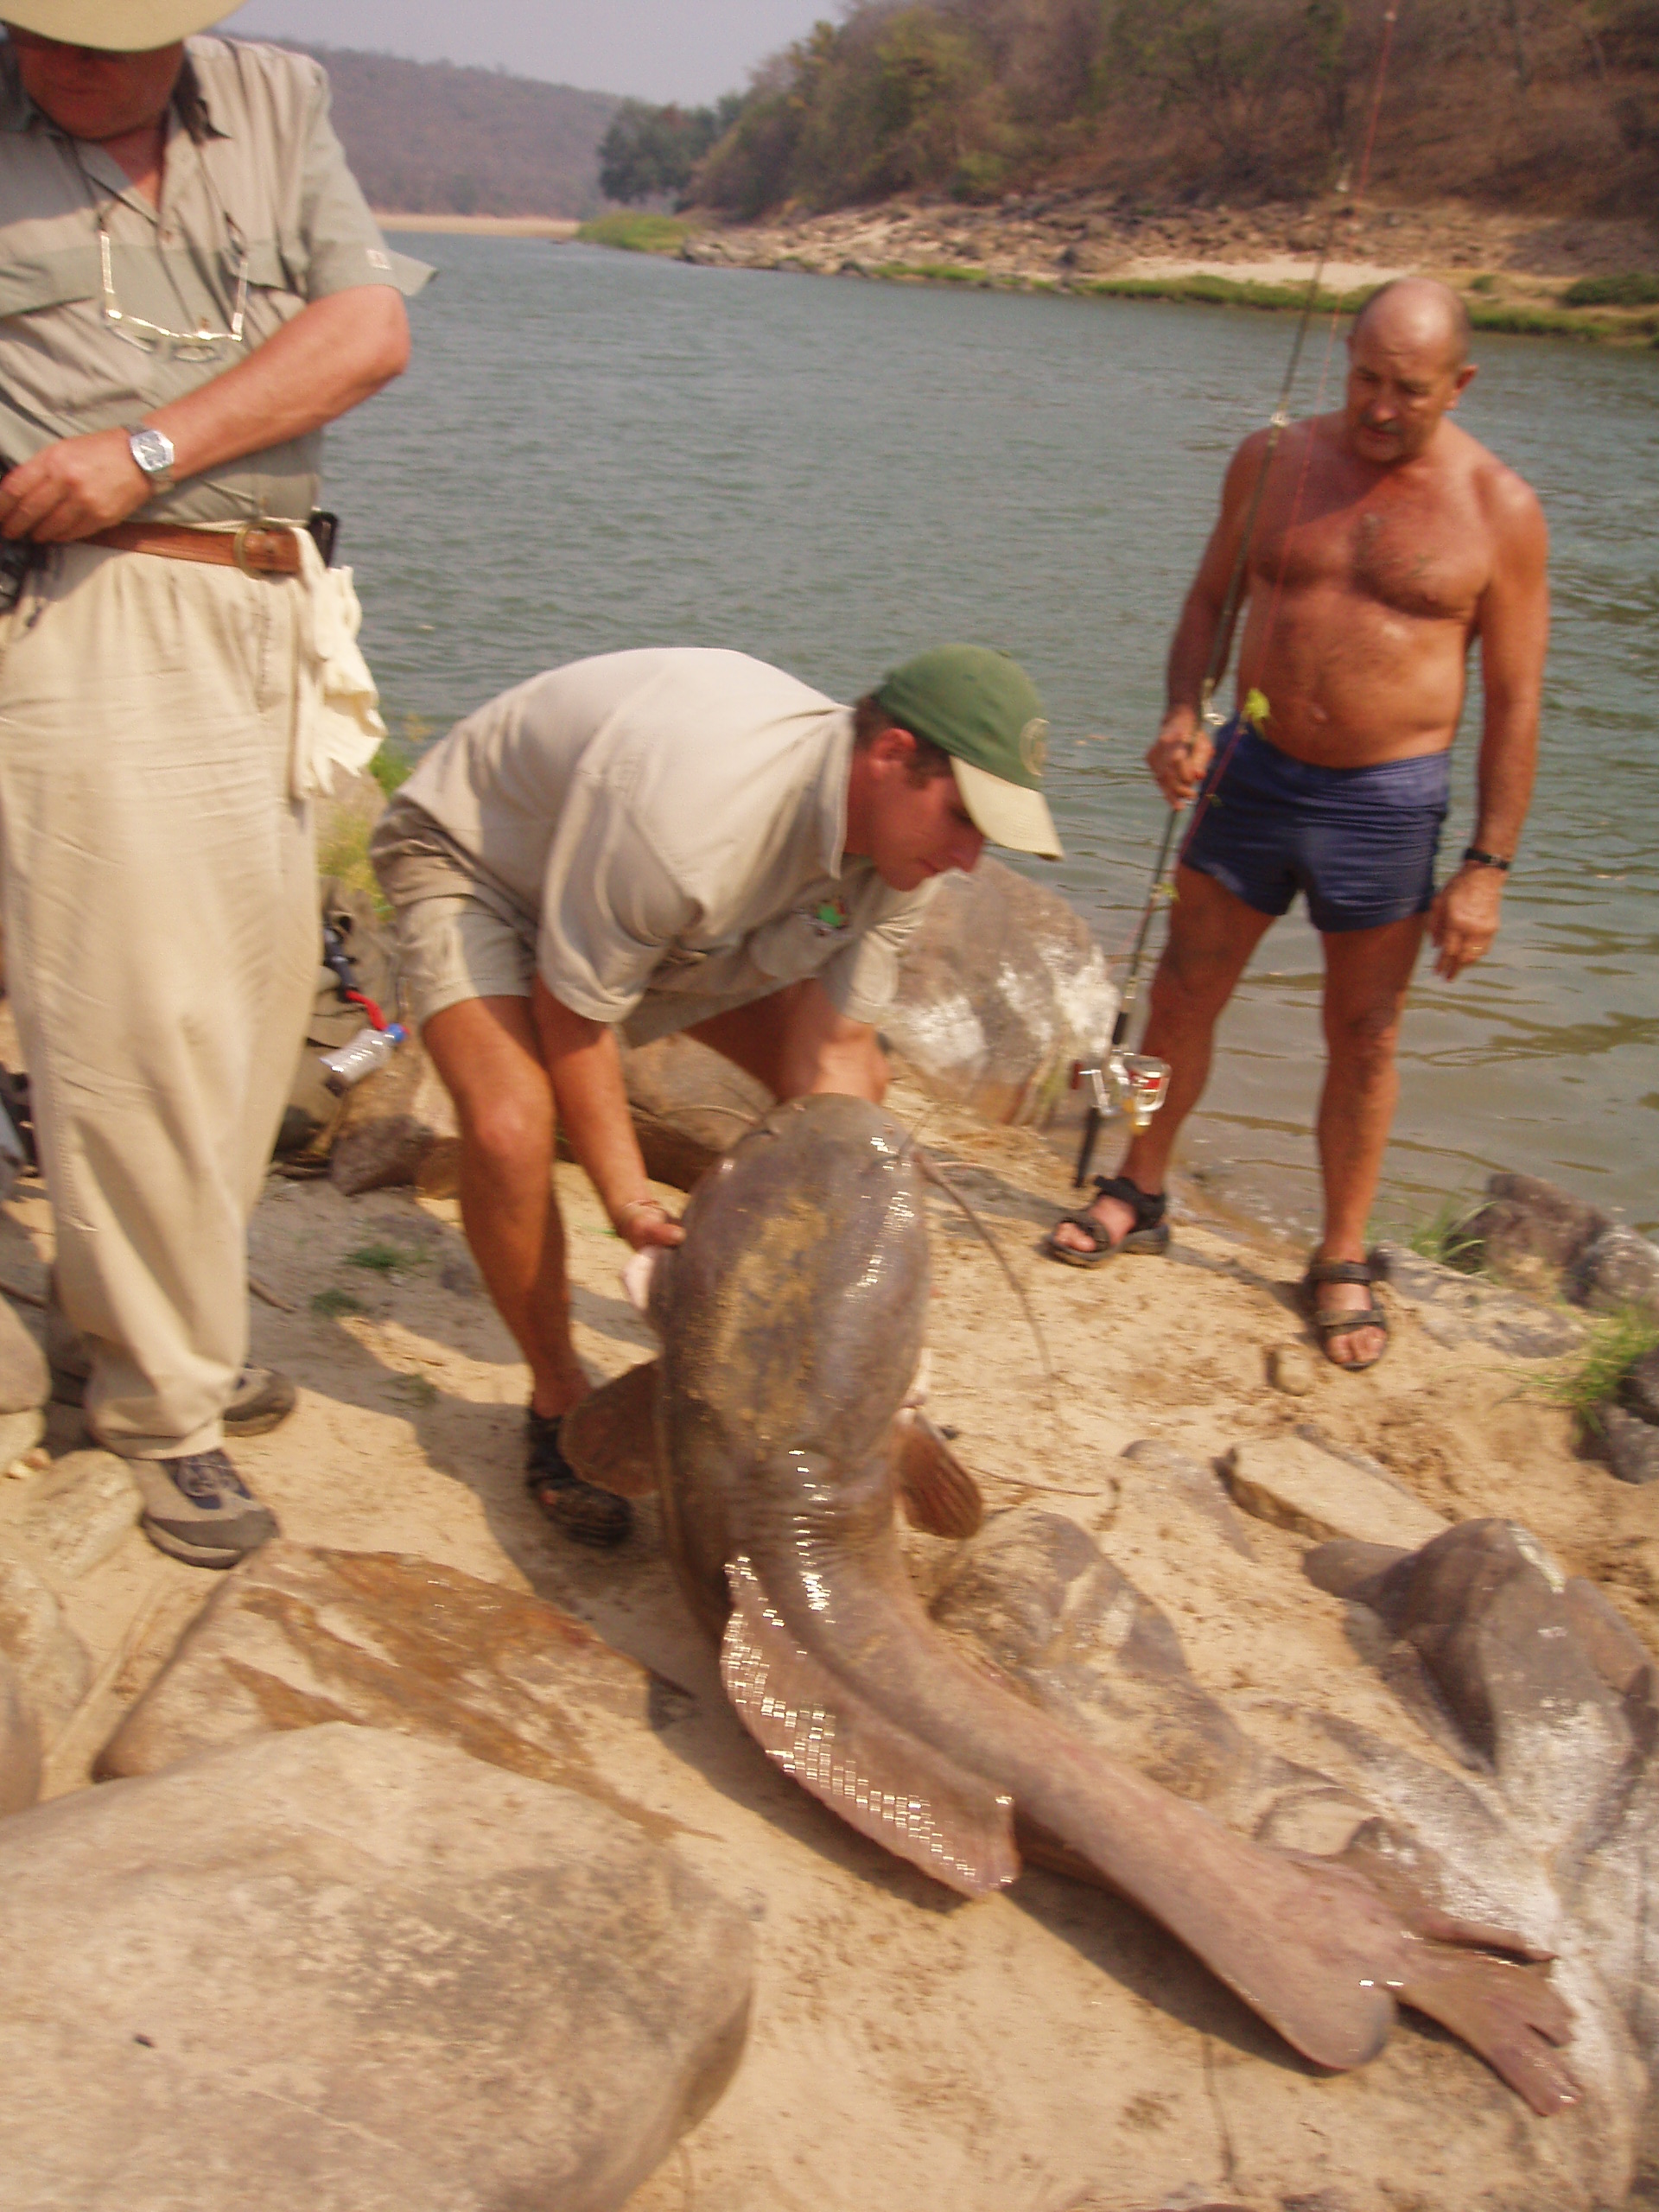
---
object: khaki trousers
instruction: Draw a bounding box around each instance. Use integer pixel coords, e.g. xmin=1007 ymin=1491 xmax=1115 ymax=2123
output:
xmin=0 ymin=543 xmax=318 ymax=1457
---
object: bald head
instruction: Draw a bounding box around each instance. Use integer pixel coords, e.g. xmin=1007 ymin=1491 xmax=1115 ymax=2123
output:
xmin=1351 ymin=277 xmax=1471 ymax=373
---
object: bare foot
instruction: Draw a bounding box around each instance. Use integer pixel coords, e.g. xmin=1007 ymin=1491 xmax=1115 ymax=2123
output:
xmin=1049 ymin=1191 xmax=1136 ymax=1257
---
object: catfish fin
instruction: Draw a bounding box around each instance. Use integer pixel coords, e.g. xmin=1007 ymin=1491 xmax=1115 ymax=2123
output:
xmin=559 ymin=1359 xmax=659 ymax=1497
xmin=895 ymin=1410 xmax=984 ymax=1539
xmin=721 ymin=1554 xmax=1017 ymax=1898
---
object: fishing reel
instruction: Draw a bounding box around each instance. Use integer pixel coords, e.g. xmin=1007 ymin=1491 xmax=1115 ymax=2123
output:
xmin=1068 ymin=1048 xmax=1171 ymax=1188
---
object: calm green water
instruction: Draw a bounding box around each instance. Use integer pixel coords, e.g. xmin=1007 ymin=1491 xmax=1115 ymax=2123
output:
xmin=328 ymin=235 xmax=1658 ymax=1237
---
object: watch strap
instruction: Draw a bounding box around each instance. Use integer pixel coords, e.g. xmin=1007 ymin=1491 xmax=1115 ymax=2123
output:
xmin=1461 ymin=846 xmax=1512 ymax=873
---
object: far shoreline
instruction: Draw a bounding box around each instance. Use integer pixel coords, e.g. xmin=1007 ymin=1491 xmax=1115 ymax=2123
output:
xmin=373 ymin=212 xmax=579 ymax=238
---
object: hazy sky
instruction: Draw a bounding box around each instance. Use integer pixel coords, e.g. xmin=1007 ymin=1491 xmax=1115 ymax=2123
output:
xmin=218 ymin=1 xmax=832 ymax=105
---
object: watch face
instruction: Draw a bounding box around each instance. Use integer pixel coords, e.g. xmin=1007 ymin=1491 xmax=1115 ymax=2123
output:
xmin=130 ymin=428 xmax=174 ymax=477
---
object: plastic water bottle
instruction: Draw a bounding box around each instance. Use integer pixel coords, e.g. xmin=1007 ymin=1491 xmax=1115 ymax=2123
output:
xmin=320 ymin=1023 xmax=405 ymax=1096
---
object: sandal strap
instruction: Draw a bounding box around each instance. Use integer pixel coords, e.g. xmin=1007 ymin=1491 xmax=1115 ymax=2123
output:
xmin=1091 ymin=1175 xmax=1166 ymax=1233
xmin=1313 ymin=1304 xmax=1388 ymax=1339
xmin=1049 ymin=1208 xmax=1117 ymax=1254
xmin=1304 ymin=1259 xmax=1376 ymax=1289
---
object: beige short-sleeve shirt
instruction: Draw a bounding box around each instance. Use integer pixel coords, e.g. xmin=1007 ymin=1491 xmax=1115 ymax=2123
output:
xmin=0 ymin=35 xmax=430 ymax=525
xmin=398 ymin=647 xmax=937 ymax=1033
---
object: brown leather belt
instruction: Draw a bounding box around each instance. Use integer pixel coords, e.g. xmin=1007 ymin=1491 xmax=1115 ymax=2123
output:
xmin=89 ymin=522 xmax=303 ymax=577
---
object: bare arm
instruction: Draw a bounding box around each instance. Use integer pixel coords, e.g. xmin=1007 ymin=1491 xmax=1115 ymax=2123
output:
xmin=0 ymin=285 xmax=410 ymax=543
xmin=531 ymin=978 xmax=684 ymax=1252
xmin=1427 ymin=477 xmax=1549 ymax=980
xmin=1148 ymin=430 xmax=1265 ymax=805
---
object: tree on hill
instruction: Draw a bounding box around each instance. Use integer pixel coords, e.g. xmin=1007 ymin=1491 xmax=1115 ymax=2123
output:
xmin=598 ymin=95 xmax=743 ymax=206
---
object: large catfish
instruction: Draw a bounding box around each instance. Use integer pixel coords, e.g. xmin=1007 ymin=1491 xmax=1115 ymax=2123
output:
xmin=564 ymin=1094 xmax=1578 ymax=2113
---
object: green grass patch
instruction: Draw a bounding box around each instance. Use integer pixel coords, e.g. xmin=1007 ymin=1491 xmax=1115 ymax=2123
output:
xmin=1402 ymin=1196 xmax=1487 ymax=1273
xmin=310 ymin=1286 xmax=365 ymax=1319
xmin=576 ymin=212 xmax=690 ymax=255
xmin=1562 ymin=270 xmax=1659 ymax=308
xmin=346 ymin=1241 xmax=427 ymax=1276
xmin=1467 ymin=300 xmax=1611 ymax=340
xmin=1529 ymin=1307 xmax=1659 ymax=1435
xmin=1071 ymin=272 xmax=1370 ymax=315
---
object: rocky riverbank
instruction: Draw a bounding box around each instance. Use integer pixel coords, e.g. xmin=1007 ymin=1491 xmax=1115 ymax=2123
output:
xmin=592 ymin=192 xmax=1659 ymax=345
xmin=2 ymin=816 xmax=1658 ymax=2207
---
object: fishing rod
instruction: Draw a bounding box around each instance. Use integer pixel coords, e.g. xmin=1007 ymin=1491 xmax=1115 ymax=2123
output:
xmin=1071 ymin=7 xmax=1401 ymax=1190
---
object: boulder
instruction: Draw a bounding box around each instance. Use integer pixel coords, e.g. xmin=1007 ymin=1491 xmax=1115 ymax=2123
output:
xmin=0 ymin=1554 xmax=91 ymax=1740
xmin=0 ymin=1726 xmax=752 ymax=2212
xmin=1601 ymin=1405 xmax=1659 ymax=1487
xmin=1219 ymin=1435 xmax=1447 ymax=1549
xmin=9 ymin=1448 xmax=141 ymax=1580
xmin=1370 ymin=1241 xmax=1586 ymax=1357
xmin=1571 ymin=1227 xmax=1659 ymax=1319
xmin=0 ymin=1648 xmax=39 ymax=1815
xmin=0 ymin=1292 xmax=47 ymax=1415
xmin=98 ymin=1541 xmax=687 ymax=1793
xmin=613 ymin=1033 xmax=770 ymax=1192
xmin=329 ymin=1029 xmax=460 ymax=1198
xmin=1621 ymin=1347 xmax=1659 ymax=1427
xmin=884 ymin=855 xmax=1118 ymax=1127
xmin=1459 ymin=1173 xmax=1610 ymax=1292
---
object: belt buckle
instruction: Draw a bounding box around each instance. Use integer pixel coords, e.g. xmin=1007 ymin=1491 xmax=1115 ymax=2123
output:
xmin=232 ymin=523 xmax=289 ymax=577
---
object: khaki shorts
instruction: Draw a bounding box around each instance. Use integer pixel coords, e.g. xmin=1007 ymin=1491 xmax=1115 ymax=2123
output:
xmin=370 ymin=796 xmax=538 ymax=1027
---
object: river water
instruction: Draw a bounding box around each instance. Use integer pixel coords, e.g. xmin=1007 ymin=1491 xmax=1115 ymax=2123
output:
xmin=327 ymin=233 xmax=1658 ymax=1238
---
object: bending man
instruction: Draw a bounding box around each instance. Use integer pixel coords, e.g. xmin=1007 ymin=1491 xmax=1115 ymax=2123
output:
xmin=1047 ymin=278 xmax=1548 ymax=1370
xmin=372 ymin=644 xmax=1059 ymax=1544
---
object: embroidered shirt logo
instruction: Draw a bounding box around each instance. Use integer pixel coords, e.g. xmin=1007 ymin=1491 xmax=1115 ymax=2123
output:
xmin=1019 ymin=716 xmax=1049 ymax=778
xmin=804 ymin=895 xmax=852 ymax=938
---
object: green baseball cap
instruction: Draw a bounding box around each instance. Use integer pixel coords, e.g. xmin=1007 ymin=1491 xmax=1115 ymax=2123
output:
xmin=874 ymin=645 xmax=1062 ymax=861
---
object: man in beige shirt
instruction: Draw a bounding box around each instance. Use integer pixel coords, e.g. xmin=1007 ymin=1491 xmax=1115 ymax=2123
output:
xmin=0 ymin=4 xmax=423 ymax=1564
xmin=373 ymin=644 xmax=1061 ymax=1546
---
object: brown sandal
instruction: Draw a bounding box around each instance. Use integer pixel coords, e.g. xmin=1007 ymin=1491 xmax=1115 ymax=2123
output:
xmin=1299 ymin=1258 xmax=1389 ymax=1372
xmin=1042 ymin=1176 xmax=1170 ymax=1269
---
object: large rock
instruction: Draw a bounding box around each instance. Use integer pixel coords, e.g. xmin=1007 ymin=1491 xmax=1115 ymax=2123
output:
xmin=1622 ymin=1347 xmax=1659 ymax=1426
xmin=0 ymin=1553 xmax=91 ymax=1740
xmin=0 ymin=1726 xmax=752 ymax=2211
xmin=1219 ymin=1434 xmax=1448 ymax=1549
xmin=0 ymin=1292 xmax=47 ymax=1415
xmin=1370 ymin=1240 xmax=1585 ymax=1357
xmin=8 ymin=1447 xmax=141 ymax=1580
xmin=329 ymin=1029 xmax=460 ymax=1197
xmin=614 ymin=1033 xmax=770 ymax=1192
xmin=0 ymin=1647 xmax=39 ymax=1815
xmin=99 ymin=1541 xmax=687 ymax=1793
xmin=884 ymin=855 xmax=1117 ymax=1127
xmin=1459 ymin=1172 xmax=1610 ymax=1293
xmin=1572 ymin=1226 xmax=1659 ymax=1319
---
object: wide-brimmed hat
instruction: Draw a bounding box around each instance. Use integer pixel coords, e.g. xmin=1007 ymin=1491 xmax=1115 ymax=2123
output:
xmin=3 ymin=2 xmax=226 ymax=50
xmin=874 ymin=644 xmax=1063 ymax=861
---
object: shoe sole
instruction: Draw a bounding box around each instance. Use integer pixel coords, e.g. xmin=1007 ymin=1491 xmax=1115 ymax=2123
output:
xmin=139 ymin=1515 xmax=262 ymax=1570
xmin=1042 ymin=1224 xmax=1171 ymax=1270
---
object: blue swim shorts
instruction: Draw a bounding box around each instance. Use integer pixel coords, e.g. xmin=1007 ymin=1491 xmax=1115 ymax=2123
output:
xmin=1180 ymin=717 xmax=1451 ymax=935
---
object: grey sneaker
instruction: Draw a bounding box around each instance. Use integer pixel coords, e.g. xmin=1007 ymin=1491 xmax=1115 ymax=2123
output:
xmin=54 ymin=1361 xmax=297 ymax=1438
xmin=129 ymin=1448 xmax=279 ymax=1569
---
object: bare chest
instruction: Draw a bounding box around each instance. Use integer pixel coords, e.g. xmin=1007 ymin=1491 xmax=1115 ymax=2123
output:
xmin=1255 ymin=481 xmax=1491 ymax=624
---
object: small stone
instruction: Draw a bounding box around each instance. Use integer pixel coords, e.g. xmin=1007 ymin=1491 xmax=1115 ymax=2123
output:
xmin=0 ymin=1296 xmax=47 ymax=1416
xmin=1572 ymin=1227 xmax=1659 ymax=1319
xmin=0 ymin=1726 xmax=753 ymax=2209
xmin=0 ymin=1649 xmax=40 ymax=1815
xmin=1220 ymin=1436 xmax=1447 ymax=1549
xmin=1268 ymin=1344 xmax=1317 ymax=1396
xmin=15 ymin=1449 xmax=141 ymax=1580
xmin=1602 ymin=1406 xmax=1659 ymax=1486
xmin=0 ymin=1555 xmax=91 ymax=1738
xmin=0 ymin=1408 xmax=43 ymax=1469
xmin=1622 ymin=1348 xmax=1659 ymax=1427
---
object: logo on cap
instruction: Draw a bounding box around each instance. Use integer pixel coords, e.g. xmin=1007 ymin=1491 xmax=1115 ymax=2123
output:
xmin=1019 ymin=717 xmax=1049 ymax=779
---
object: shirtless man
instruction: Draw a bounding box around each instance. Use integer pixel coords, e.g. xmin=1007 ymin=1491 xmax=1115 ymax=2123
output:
xmin=1046 ymin=278 xmax=1549 ymax=1369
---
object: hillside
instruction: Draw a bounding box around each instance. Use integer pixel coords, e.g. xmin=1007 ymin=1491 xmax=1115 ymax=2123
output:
xmin=272 ymin=43 xmax=618 ymax=219
xmin=690 ymin=0 xmax=1659 ymax=225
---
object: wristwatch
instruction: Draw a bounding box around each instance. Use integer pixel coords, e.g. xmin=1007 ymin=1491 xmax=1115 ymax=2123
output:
xmin=124 ymin=425 xmax=175 ymax=497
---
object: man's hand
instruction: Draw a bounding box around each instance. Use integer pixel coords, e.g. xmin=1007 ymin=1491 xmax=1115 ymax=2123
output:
xmin=1146 ymin=707 xmax=1213 ymax=808
xmin=1428 ymin=864 xmax=1505 ymax=980
xmin=614 ymin=1197 xmax=684 ymax=1252
xmin=0 ymin=430 xmax=151 ymax=543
